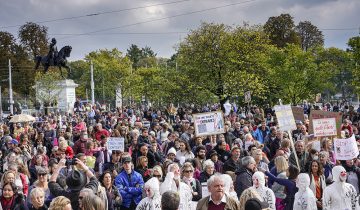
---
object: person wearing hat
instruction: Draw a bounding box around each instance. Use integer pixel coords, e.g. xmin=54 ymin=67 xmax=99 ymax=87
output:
xmin=115 ymin=156 xmax=144 ymax=210
xmin=245 ymin=198 xmax=269 ymax=210
xmin=166 ymin=147 xmax=178 ymax=163
xmin=209 ymin=150 xmax=223 ymax=173
xmin=49 ymin=158 xmax=99 ymax=210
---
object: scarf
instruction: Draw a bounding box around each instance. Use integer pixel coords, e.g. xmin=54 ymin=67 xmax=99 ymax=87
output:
xmin=1 ymin=196 xmax=14 ymax=210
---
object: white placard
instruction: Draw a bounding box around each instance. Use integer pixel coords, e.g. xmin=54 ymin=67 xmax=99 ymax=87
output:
xmin=193 ymin=111 xmax=225 ymax=136
xmin=244 ymin=91 xmax=251 ymax=103
xmin=201 ymin=183 xmax=209 ymax=197
xmin=334 ymin=135 xmax=359 ymax=160
xmin=274 ymin=105 xmax=296 ymax=131
xmin=107 ymin=137 xmax=124 ymax=152
xmin=311 ymin=140 xmax=321 ymax=152
xmin=313 ymin=118 xmax=336 ymax=137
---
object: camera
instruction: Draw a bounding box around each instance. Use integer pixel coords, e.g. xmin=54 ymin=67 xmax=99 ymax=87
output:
xmin=66 ymin=159 xmax=77 ymax=166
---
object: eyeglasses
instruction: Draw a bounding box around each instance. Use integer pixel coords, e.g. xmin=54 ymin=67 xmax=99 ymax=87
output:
xmin=38 ymin=173 xmax=47 ymax=177
xmin=153 ymin=175 xmax=161 ymax=178
xmin=184 ymin=170 xmax=193 ymax=173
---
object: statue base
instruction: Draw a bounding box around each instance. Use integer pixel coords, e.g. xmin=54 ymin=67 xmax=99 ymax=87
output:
xmin=57 ymin=79 xmax=79 ymax=113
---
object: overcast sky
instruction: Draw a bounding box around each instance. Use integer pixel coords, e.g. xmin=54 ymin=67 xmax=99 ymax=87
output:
xmin=1 ymin=0 xmax=359 ymax=60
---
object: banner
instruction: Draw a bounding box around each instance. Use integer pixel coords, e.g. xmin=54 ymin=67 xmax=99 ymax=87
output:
xmin=193 ymin=111 xmax=225 ymax=136
xmin=309 ymin=110 xmax=342 ymax=137
xmin=334 ymin=135 xmax=359 ymax=160
xmin=274 ymin=105 xmax=296 ymax=131
xmin=313 ymin=118 xmax=337 ymax=137
xmin=107 ymin=137 xmax=125 ymax=152
xmin=291 ymin=106 xmax=305 ymax=123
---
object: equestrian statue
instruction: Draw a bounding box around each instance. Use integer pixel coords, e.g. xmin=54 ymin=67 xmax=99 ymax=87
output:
xmin=35 ymin=38 xmax=72 ymax=78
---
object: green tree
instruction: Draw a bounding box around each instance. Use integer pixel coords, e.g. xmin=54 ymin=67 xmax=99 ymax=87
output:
xmin=126 ymin=44 xmax=142 ymax=70
xmin=18 ymin=22 xmax=48 ymax=58
xmin=264 ymin=14 xmax=300 ymax=48
xmin=80 ymin=48 xmax=132 ymax=104
xmin=268 ymin=44 xmax=326 ymax=104
xmin=295 ymin=21 xmax=324 ymax=51
xmin=348 ymin=36 xmax=360 ymax=94
xmin=316 ymin=47 xmax=354 ymax=100
xmin=177 ymin=22 xmax=275 ymax=107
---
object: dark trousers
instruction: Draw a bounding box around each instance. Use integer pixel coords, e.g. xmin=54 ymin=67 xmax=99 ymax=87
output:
xmin=121 ymin=201 xmax=136 ymax=210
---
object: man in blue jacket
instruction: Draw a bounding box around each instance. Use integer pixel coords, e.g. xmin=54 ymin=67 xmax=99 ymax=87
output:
xmin=115 ymin=156 xmax=144 ymax=210
xmin=253 ymin=121 xmax=270 ymax=144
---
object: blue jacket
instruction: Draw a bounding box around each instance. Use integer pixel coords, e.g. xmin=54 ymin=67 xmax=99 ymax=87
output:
xmin=115 ymin=170 xmax=144 ymax=208
xmin=253 ymin=127 xmax=270 ymax=144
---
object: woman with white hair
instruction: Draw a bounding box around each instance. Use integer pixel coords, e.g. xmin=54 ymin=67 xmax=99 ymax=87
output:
xmin=199 ymin=160 xmax=215 ymax=183
xmin=136 ymin=177 xmax=161 ymax=210
xmin=29 ymin=187 xmax=48 ymax=210
xmin=220 ymin=174 xmax=238 ymax=200
xmin=160 ymin=163 xmax=192 ymax=210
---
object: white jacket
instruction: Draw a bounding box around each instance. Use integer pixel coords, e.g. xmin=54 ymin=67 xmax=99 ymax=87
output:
xmin=250 ymin=171 xmax=276 ymax=210
xmin=136 ymin=178 xmax=162 ymax=210
xmin=294 ymin=173 xmax=317 ymax=210
xmin=160 ymin=172 xmax=193 ymax=210
xmin=323 ymin=166 xmax=359 ymax=210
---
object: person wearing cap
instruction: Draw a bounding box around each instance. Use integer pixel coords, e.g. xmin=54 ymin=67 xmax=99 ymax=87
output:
xmin=1 ymin=136 xmax=16 ymax=156
xmin=49 ymin=158 xmax=99 ymax=209
xmin=115 ymin=156 xmax=144 ymax=210
xmin=166 ymin=147 xmax=178 ymax=163
xmin=196 ymin=174 xmax=240 ymax=210
xmin=209 ymin=150 xmax=223 ymax=173
xmin=244 ymin=198 xmax=269 ymax=210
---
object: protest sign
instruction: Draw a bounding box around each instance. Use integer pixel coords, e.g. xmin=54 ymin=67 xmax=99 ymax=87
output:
xmin=107 ymin=137 xmax=125 ymax=152
xmin=201 ymin=183 xmax=209 ymax=197
xmin=291 ymin=106 xmax=305 ymax=123
xmin=313 ymin=118 xmax=337 ymax=137
xmin=309 ymin=110 xmax=342 ymax=137
xmin=274 ymin=105 xmax=296 ymax=131
xmin=193 ymin=111 xmax=225 ymax=136
xmin=334 ymin=135 xmax=359 ymax=160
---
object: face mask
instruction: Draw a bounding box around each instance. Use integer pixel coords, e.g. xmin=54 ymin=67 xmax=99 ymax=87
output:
xmin=312 ymin=155 xmax=319 ymax=160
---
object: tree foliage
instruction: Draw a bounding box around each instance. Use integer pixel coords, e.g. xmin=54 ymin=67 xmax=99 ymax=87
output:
xmin=18 ymin=22 xmax=48 ymax=58
xmin=264 ymin=14 xmax=300 ymax=48
xmin=295 ymin=21 xmax=324 ymax=51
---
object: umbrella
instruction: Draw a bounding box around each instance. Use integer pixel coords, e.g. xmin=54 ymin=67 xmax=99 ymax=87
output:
xmin=9 ymin=114 xmax=36 ymax=123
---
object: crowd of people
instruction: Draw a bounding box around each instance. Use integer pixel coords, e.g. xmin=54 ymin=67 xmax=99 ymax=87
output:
xmin=0 ymin=101 xmax=360 ymax=210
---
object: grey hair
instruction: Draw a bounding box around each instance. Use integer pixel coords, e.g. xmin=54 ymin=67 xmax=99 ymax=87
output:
xmin=80 ymin=188 xmax=94 ymax=196
xmin=161 ymin=191 xmax=180 ymax=210
xmin=203 ymin=159 xmax=215 ymax=169
xmin=241 ymin=156 xmax=255 ymax=168
xmin=295 ymin=140 xmax=304 ymax=146
xmin=207 ymin=174 xmax=224 ymax=188
xmin=220 ymin=174 xmax=233 ymax=193
xmin=30 ymin=187 xmax=45 ymax=199
xmin=319 ymin=151 xmax=329 ymax=158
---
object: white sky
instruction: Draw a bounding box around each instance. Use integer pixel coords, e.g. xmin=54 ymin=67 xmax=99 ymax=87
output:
xmin=0 ymin=0 xmax=359 ymax=60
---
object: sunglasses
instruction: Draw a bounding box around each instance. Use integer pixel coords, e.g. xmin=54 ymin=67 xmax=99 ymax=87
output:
xmin=184 ymin=170 xmax=193 ymax=173
xmin=153 ymin=175 xmax=161 ymax=178
xmin=38 ymin=173 xmax=47 ymax=177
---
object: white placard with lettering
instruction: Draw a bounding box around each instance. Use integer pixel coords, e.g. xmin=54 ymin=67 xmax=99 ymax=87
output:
xmin=107 ymin=137 xmax=125 ymax=152
xmin=334 ymin=135 xmax=359 ymax=160
xmin=313 ymin=118 xmax=336 ymax=137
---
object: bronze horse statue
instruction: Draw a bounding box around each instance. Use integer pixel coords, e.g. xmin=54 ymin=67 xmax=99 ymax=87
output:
xmin=35 ymin=45 xmax=72 ymax=78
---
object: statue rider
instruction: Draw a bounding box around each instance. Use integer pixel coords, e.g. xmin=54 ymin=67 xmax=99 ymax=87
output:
xmin=47 ymin=38 xmax=58 ymax=66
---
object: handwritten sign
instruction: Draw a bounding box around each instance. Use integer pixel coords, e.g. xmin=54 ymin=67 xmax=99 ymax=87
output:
xmin=309 ymin=110 xmax=342 ymax=137
xmin=334 ymin=135 xmax=359 ymax=160
xmin=193 ymin=111 xmax=225 ymax=136
xmin=291 ymin=106 xmax=305 ymax=123
xmin=313 ymin=118 xmax=337 ymax=137
xmin=107 ymin=137 xmax=124 ymax=152
xmin=201 ymin=183 xmax=209 ymax=197
xmin=274 ymin=105 xmax=296 ymax=131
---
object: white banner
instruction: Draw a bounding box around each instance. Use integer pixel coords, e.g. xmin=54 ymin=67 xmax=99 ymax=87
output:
xmin=107 ymin=137 xmax=125 ymax=152
xmin=313 ymin=118 xmax=336 ymax=137
xmin=334 ymin=135 xmax=359 ymax=160
xmin=274 ymin=105 xmax=296 ymax=131
xmin=193 ymin=111 xmax=225 ymax=136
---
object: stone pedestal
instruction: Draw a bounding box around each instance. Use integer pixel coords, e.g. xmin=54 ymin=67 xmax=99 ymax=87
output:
xmin=57 ymin=79 xmax=79 ymax=113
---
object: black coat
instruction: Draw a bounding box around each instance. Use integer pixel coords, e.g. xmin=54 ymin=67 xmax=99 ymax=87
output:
xmin=235 ymin=167 xmax=253 ymax=198
xmin=1 ymin=194 xmax=28 ymax=210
